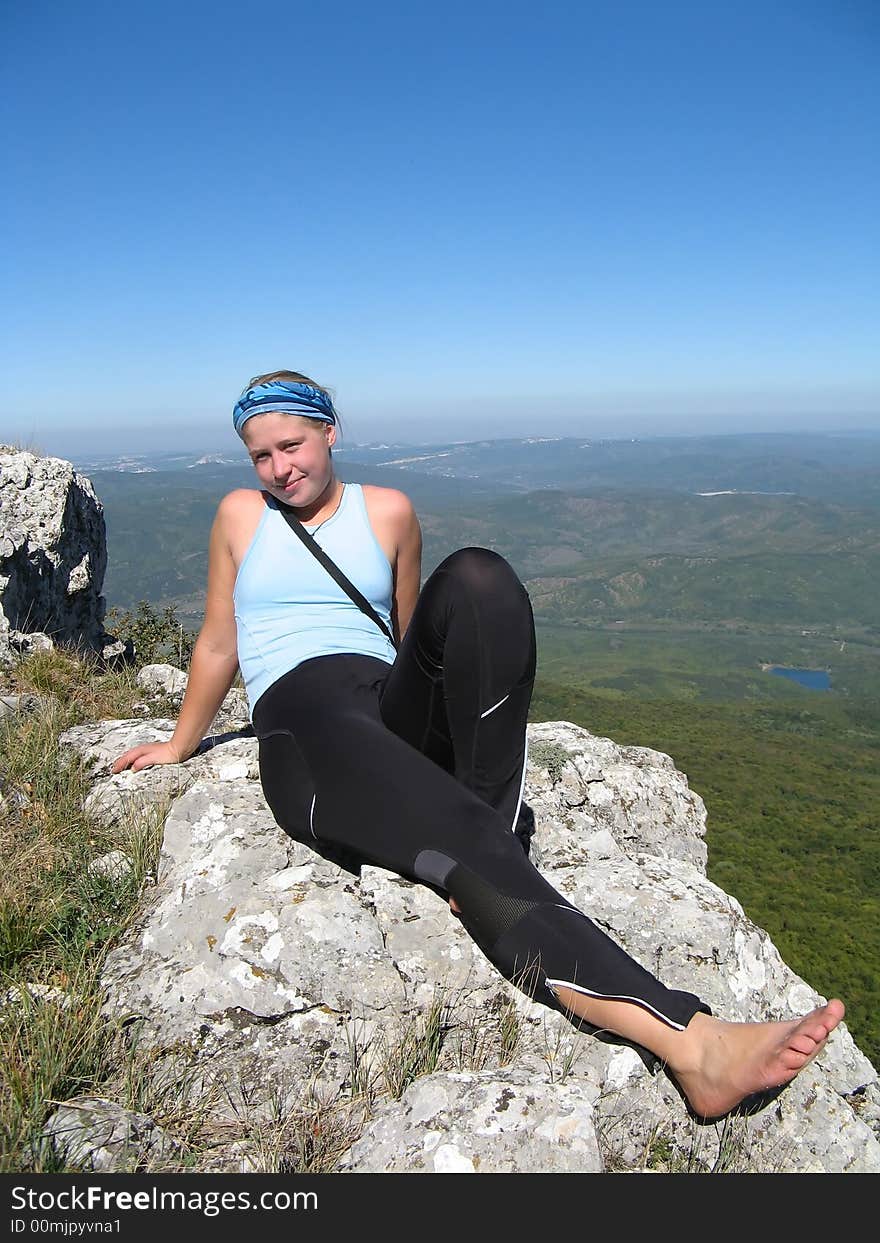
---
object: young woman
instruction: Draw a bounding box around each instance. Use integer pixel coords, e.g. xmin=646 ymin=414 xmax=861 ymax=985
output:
xmin=113 ymin=369 xmax=845 ymax=1122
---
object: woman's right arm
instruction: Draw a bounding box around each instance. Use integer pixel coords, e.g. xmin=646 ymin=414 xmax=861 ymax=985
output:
xmin=112 ymin=496 xmax=243 ymax=773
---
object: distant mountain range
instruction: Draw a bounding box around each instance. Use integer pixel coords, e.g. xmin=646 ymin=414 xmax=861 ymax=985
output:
xmin=81 ymin=432 xmax=880 ymax=634
xmin=75 ymin=429 xmax=880 ymax=509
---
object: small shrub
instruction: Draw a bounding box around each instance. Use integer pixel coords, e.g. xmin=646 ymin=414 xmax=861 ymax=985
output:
xmin=530 ymin=740 xmax=574 ymax=782
xmin=105 ymin=602 xmax=195 ymax=670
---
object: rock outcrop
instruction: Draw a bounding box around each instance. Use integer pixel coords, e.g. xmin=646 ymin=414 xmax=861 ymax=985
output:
xmin=57 ymin=706 xmax=880 ymax=1174
xmin=0 ymin=447 xmax=123 ymax=664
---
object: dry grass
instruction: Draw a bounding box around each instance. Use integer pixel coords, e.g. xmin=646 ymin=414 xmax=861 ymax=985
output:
xmin=0 ymin=648 xmax=531 ymax=1173
xmin=6 ymin=645 xmax=142 ymax=723
xmin=0 ymin=648 xmax=160 ymax=1169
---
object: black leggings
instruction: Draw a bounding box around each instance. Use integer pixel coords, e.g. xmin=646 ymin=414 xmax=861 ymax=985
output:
xmin=253 ymin=547 xmax=708 ymax=1032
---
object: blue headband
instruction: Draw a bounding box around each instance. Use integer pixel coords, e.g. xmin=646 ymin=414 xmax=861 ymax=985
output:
xmin=232 ymin=380 xmax=337 ymax=435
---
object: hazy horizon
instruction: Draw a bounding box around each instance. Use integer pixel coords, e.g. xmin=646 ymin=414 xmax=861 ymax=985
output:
xmin=6 ymin=400 xmax=877 ymax=462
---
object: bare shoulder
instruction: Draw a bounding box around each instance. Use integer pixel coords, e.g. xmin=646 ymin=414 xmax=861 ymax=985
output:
xmin=214 ymin=488 xmax=264 ymax=532
xmin=361 ymin=484 xmax=417 ymax=525
xmin=214 ymin=489 xmax=266 ymax=566
xmin=217 ymin=487 xmax=265 ymax=520
xmin=360 ymin=485 xmax=420 ymax=567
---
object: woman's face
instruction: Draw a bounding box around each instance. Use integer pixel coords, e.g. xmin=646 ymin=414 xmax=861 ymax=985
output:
xmin=242 ymin=412 xmax=336 ymax=508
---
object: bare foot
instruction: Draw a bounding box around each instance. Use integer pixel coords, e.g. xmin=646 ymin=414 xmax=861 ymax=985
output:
xmin=672 ymin=999 xmax=845 ymax=1120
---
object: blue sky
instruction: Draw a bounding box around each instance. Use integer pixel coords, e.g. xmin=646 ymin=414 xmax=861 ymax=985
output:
xmin=2 ymin=0 xmax=878 ymax=452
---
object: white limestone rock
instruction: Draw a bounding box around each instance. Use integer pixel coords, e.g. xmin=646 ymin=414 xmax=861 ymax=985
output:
xmin=337 ymin=1066 xmax=603 ymax=1172
xmin=57 ymin=715 xmax=880 ymax=1173
xmin=0 ymin=448 xmax=114 ymax=662
xmin=42 ymin=1097 xmax=181 ymax=1172
xmin=526 ymin=721 xmax=708 ymax=873
xmin=137 ymin=663 xmax=189 ymax=696
xmin=88 ymin=850 xmax=134 ymax=882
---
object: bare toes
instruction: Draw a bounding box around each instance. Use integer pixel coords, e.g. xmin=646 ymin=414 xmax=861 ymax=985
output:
xmin=789 ymin=1032 xmax=821 ymax=1057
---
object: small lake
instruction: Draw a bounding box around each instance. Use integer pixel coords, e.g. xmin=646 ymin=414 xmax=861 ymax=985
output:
xmin=766 ymin=666 xmax=831 ymax=691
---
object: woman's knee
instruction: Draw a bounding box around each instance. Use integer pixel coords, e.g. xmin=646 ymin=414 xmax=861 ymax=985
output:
xmin=433 ymin=547 xmax=524 ymax=600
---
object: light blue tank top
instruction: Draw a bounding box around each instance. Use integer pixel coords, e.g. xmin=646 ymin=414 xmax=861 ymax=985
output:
xmin=233 ymin=483 xmax=397 ymax=714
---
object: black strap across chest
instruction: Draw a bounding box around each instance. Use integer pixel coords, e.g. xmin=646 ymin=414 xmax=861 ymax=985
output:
xmin=267 ymin=489 xmax=398 ymax=650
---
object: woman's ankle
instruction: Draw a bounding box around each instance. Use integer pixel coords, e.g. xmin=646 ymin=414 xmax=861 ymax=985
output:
xmin=662 ymin=1010 xmax=719 ymax=1077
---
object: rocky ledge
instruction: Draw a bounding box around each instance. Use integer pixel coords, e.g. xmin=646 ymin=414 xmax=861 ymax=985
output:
xmin=48 ymin=689 xmax=879 ymax=1174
